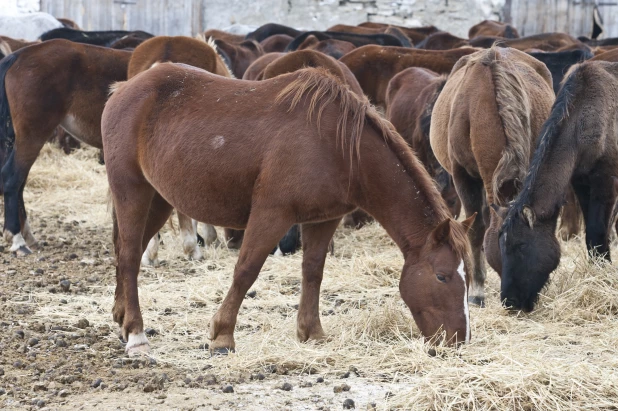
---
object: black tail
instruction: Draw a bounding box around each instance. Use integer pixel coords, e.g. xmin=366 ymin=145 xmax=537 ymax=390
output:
xmin=0 ymin=52 xmax=19 ymax=173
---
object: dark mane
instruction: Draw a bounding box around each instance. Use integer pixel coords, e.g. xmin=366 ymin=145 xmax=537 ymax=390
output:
xmin=505 ymin=64 xmax=581 ymax=224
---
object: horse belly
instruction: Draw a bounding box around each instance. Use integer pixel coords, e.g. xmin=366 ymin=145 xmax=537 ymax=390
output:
xmin=60 ymin=114 xmax=102 ymax=148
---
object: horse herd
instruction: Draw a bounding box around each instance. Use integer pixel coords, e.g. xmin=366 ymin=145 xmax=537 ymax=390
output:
xmin=0 ymin=15 xmax=617 ymax=356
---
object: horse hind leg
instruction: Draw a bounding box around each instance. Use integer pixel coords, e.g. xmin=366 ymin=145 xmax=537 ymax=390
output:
xmin=296 ymin=219 xmax=340 ymax=342
xmin=141 ymin=233 xmax=160 ymax=267
xmin=201 ymin=223 xmax=220 ymax=247
xmin=209 ymin=209 xmax=293 ymax=354
xmin=177 ymin=211 xmax=203 ymax=261
xmin=453 ymin=166 xmax=487 ymax=307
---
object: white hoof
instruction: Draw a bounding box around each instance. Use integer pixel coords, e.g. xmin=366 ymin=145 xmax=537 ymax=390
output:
xmin=187 ymin=246 xmax=204 ymax=261
xmin=126 ymin=332 xmax=150 ymax=357
xmin=274 ymin=247 xmax=283 ymax=257
xmin=141 ymin=236 xmax=159 ymax=267
xmin=9 ymin=233 xmax=32 ymax=255
xmin=141 ymin=255 xmax=159 ymax=267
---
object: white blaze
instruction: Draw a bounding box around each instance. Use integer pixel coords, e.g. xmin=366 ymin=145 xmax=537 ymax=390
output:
xmin=457 ymin=259 xmax=470 ymax=343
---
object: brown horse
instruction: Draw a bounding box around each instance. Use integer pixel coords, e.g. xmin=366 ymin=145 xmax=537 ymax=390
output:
xmin=0 ymin=39 xmax=131 ymax=254
xmin=103 ymin=64 xmax=476 ymax=355
xmin=128 ymin=35 xmax=234 ymax=263
xmin=385 ymin=67 xmax=460 ymax=218
xmin=213 ymin=39 xmax=264 ymax=78
xmin=590 ymin=48 xmax=618 ymax=62
xmin=242 ymin=53 xmax=283 ymax=81
xmin=341 ymin=45 xmax=477 ymax=108
xmin=468 ymin=20 xmax=519 ymax=39
xmin=0 ymin=40 xmax=10 ymax=59
xmin=0 ymin=35 xmax=37 ymax=52
xmin=498 ymin=61 xmax=618 ymax=311
xmin=430 ymin=47 xmax=554 ymax=307
xmin=357 ymin=22 xmax=439 ymax=44
xmin=261 ymin=49 xmax=363 ymax=96
xmin=327 ymin=24 xmax=413 ymax=48
xmin=415 ymin=32 xmax=469 ymax=50
xmin=297 ymin=35 xmax=356 ymax=59
xmin=469 ymin=33 xmax=582 ymax=51
xmin=260 ymin=34 xmax=294 ymax=53
xmin=203 ymin=29 xmax=244 ymax=44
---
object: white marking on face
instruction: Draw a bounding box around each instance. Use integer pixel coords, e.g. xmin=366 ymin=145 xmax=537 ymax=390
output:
xmin=126 ymin=332 xmax=150 ymax=354
xmin=212 ymin=135 xmax=225 ymax=149
xmin=457 ymin=259 xmax=470 ymax=343
xmin=10 ymin=233 xmax=27 ymax=252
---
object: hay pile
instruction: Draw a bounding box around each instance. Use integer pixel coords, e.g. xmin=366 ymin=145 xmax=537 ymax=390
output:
xmin=24 ymin=145 xmax=618 ymax=409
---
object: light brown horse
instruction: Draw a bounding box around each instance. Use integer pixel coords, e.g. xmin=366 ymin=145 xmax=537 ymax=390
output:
xmin=385 ymin=67 xmax=460 ymax=218
xmin=260 ymin=34 xmax=294 ymax=53
xmin=103 ymin=64 xmax=476 ymax=355
xmin=341 ymin=45 xmax=477 ymax=108
xmin=242 ymin=53 xmax=283 ymax=81
xmin=128 ymin=35 xmax=234 ymax=263
xmin=0 ymin=35 xmax=37 ymax=52
xmin=203 ymin=29 xmax=244 ymax=44
xmin=213 ymin=38 xmax=264 ymax=78
xmin=430 ymin=47 xmax=554 ymax=307
xmin=0 ymin=39 xmax=131 ymax=255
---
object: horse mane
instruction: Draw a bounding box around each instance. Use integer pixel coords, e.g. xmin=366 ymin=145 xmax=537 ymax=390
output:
xmin=467 ymin=46 xmax=533 ymax=204
xmin=275 ymin=68 xmax=471 ymax=269
xmin=506 ymin=63 xmax=581 ymax=222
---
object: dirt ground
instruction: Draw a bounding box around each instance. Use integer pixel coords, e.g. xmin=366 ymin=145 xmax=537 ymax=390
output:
xmin=0 ymin=145 xmax=617 ymax=411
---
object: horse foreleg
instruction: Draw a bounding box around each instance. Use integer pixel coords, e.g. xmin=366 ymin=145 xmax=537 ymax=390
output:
xmin=296 ymin=219 xmax=339 ymax=342
xmin=224 ymin=228 xmax=244 ymax=249
xmin=202 ymin=223 xmax=220 ymax=247
xmin=177 ymin=211 xmax=203 ymax=261
xmin=453 ymin=166 xmax=487 ymax=307
xmin=585 ymin=175 xmax=618 ymax=260
xmin=210 ymin=212 xmax=292 ymax=354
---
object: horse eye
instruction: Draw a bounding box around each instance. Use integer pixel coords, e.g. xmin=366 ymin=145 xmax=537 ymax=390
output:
xmin=436 ymin=274 xmax=447 ymax=283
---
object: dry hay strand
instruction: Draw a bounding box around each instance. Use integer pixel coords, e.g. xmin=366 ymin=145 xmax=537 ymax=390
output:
xmin=19 ymin=146 xmax=618 ymax=410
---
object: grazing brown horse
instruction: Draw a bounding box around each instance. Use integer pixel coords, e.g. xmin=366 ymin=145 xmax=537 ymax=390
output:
xmin=416 ymin=32 xmax=469 ymax=50
xmin=213 ymin=39 xmax=263 ymax=78
xmin=0 ymin=39 xmax=131 ymax=254
xmin=297 ymin=35 xmax=356 ymax=59
xmin=242 ymin=53 xmax=284 ymax=81
xmin=385 ymin=68 xmax=460 ymax=218
xmin=469 ymin=33 xmax=583 ymax=52
xmin=260 ymin=34 xmax=293 ymax=53
xmin=103 ymin=64 xmax=476 ymax=355
xmin=341 ymin=45 xmax=477 ymax=108
xmin=261 ymin=49 xmax=363 ymax=96
xmin=468 ymin=20 xmax=519 ymax=39
xmin=128 ymin=35 xmax=234 ymax=263
xmin=430 ymin=47 xmax=554 ymax=307
xmin=498 ymin=61 xmax=618 ymax=312
xmin=357 ymin=22 xmax=439 ymax=44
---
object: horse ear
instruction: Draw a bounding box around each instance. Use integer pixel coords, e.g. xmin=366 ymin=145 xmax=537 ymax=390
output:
xmin=431 ymin=219 xmax=452 ymax=245
xmin=521 ymin=206 xmax=536 ymax=229
xmin=461 ymin=213 xmax=476 ymax=233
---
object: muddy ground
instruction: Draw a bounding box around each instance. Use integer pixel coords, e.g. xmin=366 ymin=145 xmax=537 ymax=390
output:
xmin=0 ymin=146 xmax=617 ymax=410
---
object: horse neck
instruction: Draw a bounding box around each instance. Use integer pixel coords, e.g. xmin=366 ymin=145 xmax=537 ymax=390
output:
xmin=524 ymin=122 xmax=578 ymax=219
xmin=354 ymin=128 xmax=448 ymax=257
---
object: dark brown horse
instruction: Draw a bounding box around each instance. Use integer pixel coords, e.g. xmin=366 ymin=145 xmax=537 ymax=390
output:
xmin=357 ymin=22 xmax=439 ymax=44
xmin=103 ymin=64 xmax=476 ymax=355
xmin=242 ymin=52 xmax=284 ymax=81
xmin=415 ymin=32 xmax=469 ymax=50
xmin=431 ymin=47 xmax=554 ymax=307
xmin=341 ymin=45 xmax=477 ymax=108
xmin=468 ymin=20 xmax=519 ymax=39
xmin=498 ymin=61 xmax=618 ymax=311
xmin=128 ymin=35 xmax=233 ymax=263
xmin=327 ymin=24 xmax=413 ymax=48
xmin=469 ymin=33 xmax=583 ymax=52
xmin=213 ymin=38 xmax=264 ymax=78
xmin=385 ymin=67 xmax=460 ymax=218
xmin=0 ymin=39 xmax=131 ymax=254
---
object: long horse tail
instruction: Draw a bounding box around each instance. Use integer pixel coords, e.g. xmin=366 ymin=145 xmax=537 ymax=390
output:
xmin=0 ymin=52 xmax=20 ymax=172
xmin=483 ymin=47 xmax=534 ymax=204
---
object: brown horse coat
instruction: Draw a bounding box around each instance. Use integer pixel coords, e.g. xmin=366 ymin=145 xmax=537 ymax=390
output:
xmin=468 ymin=20 xmax=519 ymax=39
xmin=357 ymin=22 xmax=438 ymax=44
xmin=213 ymin=39 xmax=264 ymax=78
xmin=103 ymin=64 xmax=475 ymax=354
xmin=469 ymin=32 xmax=582 ymax=51
xmin=203 ymin=29 xmax=244 ymax=44
xmin=341 ymin=45 xmax=477 ymax=107
xmin=260 ymin=34 xmax=293 ymax=53
xmin=242 ymin=53 xmax=283 ymax=81
xmin=430 ymin=47 xmax=554 ymax=306
xmin=385 ymin=68 xmax=460 ymax=218
xmin=0 ymin=35 xmax=37 ymax=51
xmin=297 ymin=35 xmax=356 ymax=59
xmin=416 ymin=32 xmax=469 ymax=50
xmin=0 ymin=39 xmax=131 ymax=254
xmin=590 ymin=48 xmax=618 ymax=62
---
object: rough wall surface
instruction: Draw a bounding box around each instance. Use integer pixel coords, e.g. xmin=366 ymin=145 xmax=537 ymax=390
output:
xmin=203 ymin=0 xmax=505 ymax=37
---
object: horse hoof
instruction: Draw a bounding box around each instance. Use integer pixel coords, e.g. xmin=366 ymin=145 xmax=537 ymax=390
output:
xmin=468 ymin=296 xmax=485 ymax=307
xmin=125 ymin=332 xmax=150 ymax=357
xmin=13 ymin=246 xmax=32 ymax=256
xmin=210 ymin=347 xmax=235 ymax=357
xmin=141 ymin=258 xmax=159 ymax=267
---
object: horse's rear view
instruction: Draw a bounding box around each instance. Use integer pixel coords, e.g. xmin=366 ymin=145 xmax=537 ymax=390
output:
xmin=103 ymin=64 xmax=475 ymax=355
